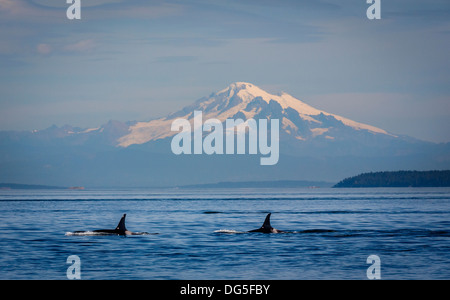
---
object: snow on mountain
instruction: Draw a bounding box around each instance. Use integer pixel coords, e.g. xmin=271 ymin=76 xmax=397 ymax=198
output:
xmin=2 ymin=82 xmax=448 ymax=188
xmin=118 ymin=82 xmax=392 ymax=147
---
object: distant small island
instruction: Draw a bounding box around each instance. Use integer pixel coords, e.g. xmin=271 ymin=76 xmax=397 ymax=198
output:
xmin=334 ymin=170 xmax=450 ymax=188
xmin=0 ymin=183 xmax=65 ymax=190
xmin=181 ymin=180 xmax=332 ymax=189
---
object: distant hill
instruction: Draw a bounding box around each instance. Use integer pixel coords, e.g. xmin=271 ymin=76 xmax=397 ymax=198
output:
xmin=181 ymin=180 xmax=332 ymax=189
xmin=0 ymin=183 xmax=64 ymax=190
xmin=334 ymin=170 xmax=450 ymax=188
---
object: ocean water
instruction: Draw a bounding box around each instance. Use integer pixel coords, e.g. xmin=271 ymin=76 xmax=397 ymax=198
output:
xmin=0 ymin=187 xmax=449 ymax=280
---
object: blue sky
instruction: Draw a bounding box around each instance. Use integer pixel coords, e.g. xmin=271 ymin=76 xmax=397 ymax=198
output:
xmin=0 ymin=0 xmax=449 ymax=142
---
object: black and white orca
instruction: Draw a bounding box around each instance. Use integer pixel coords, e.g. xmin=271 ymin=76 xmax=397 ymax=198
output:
xmin=248 ymin=213 xmax=285 ymax=233
xmin=73 ymin=214 xmax=149 ymax=236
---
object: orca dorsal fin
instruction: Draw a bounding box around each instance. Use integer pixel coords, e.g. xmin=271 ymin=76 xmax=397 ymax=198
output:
xmin=262 ymin=213 xmax=272 ymax=229
xmin=115 ymin=214 xmax=128 ymax=232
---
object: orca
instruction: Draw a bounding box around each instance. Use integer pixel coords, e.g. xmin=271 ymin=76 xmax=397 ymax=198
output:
xmin=248 ymin=213 xmax=285 ymax=233
xmin=73 ymin=214 xmax=149 ymax=236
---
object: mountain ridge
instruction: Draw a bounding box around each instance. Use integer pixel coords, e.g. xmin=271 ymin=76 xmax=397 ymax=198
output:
xmin=1 ymin=82 xmax=449 ymax=187
xmin=118 ymin=82 xmax=392 ymax=147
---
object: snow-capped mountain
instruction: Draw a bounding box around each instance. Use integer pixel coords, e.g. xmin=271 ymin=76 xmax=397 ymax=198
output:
xmin=1 ymin=82 xmax=448 ymax=188
xmin=118 ymin=82 xmax=393 ymax=147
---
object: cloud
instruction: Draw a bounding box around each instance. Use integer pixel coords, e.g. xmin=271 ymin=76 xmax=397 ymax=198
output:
xmin=36 ymin=43 xmax=52 ymax=54
xmin=305 ymin=92 xmax=450 ymax=142
xmin=64 ymin=39 xmax=96 ymax=53
xmin=0 ymin=0 xmax=183 ymax=22
xmin=0 ymin=0 xmax=60 ymax=20
xmin=31 ymin=39 xmax=97 ymax=56
xmin=30 ymin=0 xmax=124 ymax=8
xmin=155 ymin=56 xmax=197 ymax=63
xmin=146 ymin=37 xmax=224 ymax=48
xmin=87 ymin=2 xmax=183 ymax=19
xmin=1 ymin=0 xmax=449 ymax=143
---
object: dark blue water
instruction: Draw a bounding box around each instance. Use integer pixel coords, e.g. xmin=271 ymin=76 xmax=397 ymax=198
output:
xmin=0 ymin=188 xmax=449 ymax=280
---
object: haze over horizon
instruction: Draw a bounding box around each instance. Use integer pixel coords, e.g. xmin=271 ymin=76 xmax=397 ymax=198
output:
xmin=1 ymin=0 xmax=449 ymax=143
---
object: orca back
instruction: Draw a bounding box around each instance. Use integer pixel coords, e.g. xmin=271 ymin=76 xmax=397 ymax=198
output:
xmin=92 ymin=214 xmax=128 ymax=235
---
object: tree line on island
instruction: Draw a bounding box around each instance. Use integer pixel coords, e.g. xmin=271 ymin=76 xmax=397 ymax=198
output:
xmin=333 ymin=170 xmax=450 ymax=188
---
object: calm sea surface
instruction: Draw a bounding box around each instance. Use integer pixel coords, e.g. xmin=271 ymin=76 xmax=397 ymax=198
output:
xmin=0 ymin=187 xmax=449 ymax=280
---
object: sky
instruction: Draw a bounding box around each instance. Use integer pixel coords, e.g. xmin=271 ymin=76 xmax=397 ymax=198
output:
xmin=0 ymin=0 xmax=449 ymax=143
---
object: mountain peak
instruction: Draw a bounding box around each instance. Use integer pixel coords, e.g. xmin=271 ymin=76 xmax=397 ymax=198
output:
xmin=228 ymin=82 xmax=254 ymax=89
xmin=117 ymin=82 xmax=391 ymax=147
xmin=216 ymin=82 xmax=324 ymax=116
xmin=217 ymin=82 xmax=268 ymax=101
